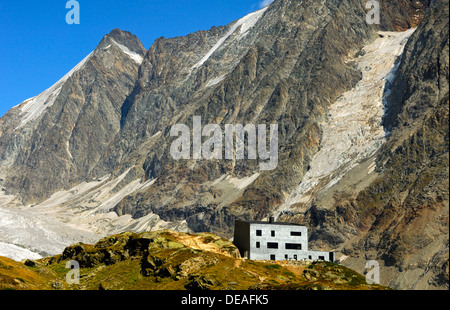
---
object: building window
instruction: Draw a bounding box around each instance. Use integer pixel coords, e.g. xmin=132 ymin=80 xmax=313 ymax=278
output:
xmin=294 ymin=255 xmax=297 ymax=260
xmin=290 ymin=231 xmax=302 ymax=236
xmin=256 ymin=242 xmax=260 ymax=248
xmin=319 ymin=256 xmax=325 ymax=261
xmin=285 ymin=243 xmax=302 ymax=250
xmin=308 ymin=255 xmax=312 ymax=259
xmin=270 ymin=254 xmax=276 ymax=260
xmin=267 ymin=242 xmax=278 ymax=249
xmin=271 ymin=230 xmax=275 ymax=237
xmin=256 ymin=230 xmax=262 ymax=236
xmin=285 ymin=254 xmax=288 ymax=260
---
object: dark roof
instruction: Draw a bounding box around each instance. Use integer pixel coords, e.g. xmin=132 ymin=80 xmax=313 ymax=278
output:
xmin=236 ymin=220 xmax=303 ymax=226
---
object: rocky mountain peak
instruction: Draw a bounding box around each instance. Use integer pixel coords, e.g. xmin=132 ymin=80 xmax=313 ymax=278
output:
xmin=102 ymin=28 xmax=147 ymax=58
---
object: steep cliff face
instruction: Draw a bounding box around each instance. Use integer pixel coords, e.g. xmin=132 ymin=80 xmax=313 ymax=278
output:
xmin=0 ymin=0 xmax=446 ymax=290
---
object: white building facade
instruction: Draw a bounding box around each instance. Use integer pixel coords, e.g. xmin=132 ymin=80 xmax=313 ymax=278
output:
xmin=233 ymin=218 xmax=334 ymax=262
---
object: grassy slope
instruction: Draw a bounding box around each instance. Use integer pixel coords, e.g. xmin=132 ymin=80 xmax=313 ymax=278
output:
xmin=0 ymin=230 xmax=389 ymax=291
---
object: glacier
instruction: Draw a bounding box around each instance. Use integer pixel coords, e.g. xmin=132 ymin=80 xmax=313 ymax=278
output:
xmin=277 ymin=28 xmax=416 ymax=215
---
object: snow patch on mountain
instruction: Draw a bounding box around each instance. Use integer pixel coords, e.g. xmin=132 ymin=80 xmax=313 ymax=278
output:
xmin=226 ymin=173 xmax=261 ymax=191
xmin=192 ymin=7 xmax=268 ymax=70
xmin=205 ymin=74 xmax=227 ymax=87
xmin=15 ymin=52 xmax=93 ymax=130
xmin=110 ymin=38 xmax=144 ymax=64
xmin=211 ymin=173 xmax=261 ymax=191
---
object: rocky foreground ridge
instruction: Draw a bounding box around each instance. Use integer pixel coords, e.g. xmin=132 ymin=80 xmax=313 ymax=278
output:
xmin=0 ymin=230 xmax=388 ymax=290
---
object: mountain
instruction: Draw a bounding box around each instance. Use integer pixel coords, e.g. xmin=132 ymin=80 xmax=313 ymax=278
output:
xmin=0 ymin=0 xmax=447 ymax=290
xmin=0 ymin=29 xmax=146 ymax=203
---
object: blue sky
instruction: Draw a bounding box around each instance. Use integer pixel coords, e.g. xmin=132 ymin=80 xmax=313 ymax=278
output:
xmin=0 ymin=0 xmax=273 ymax=117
